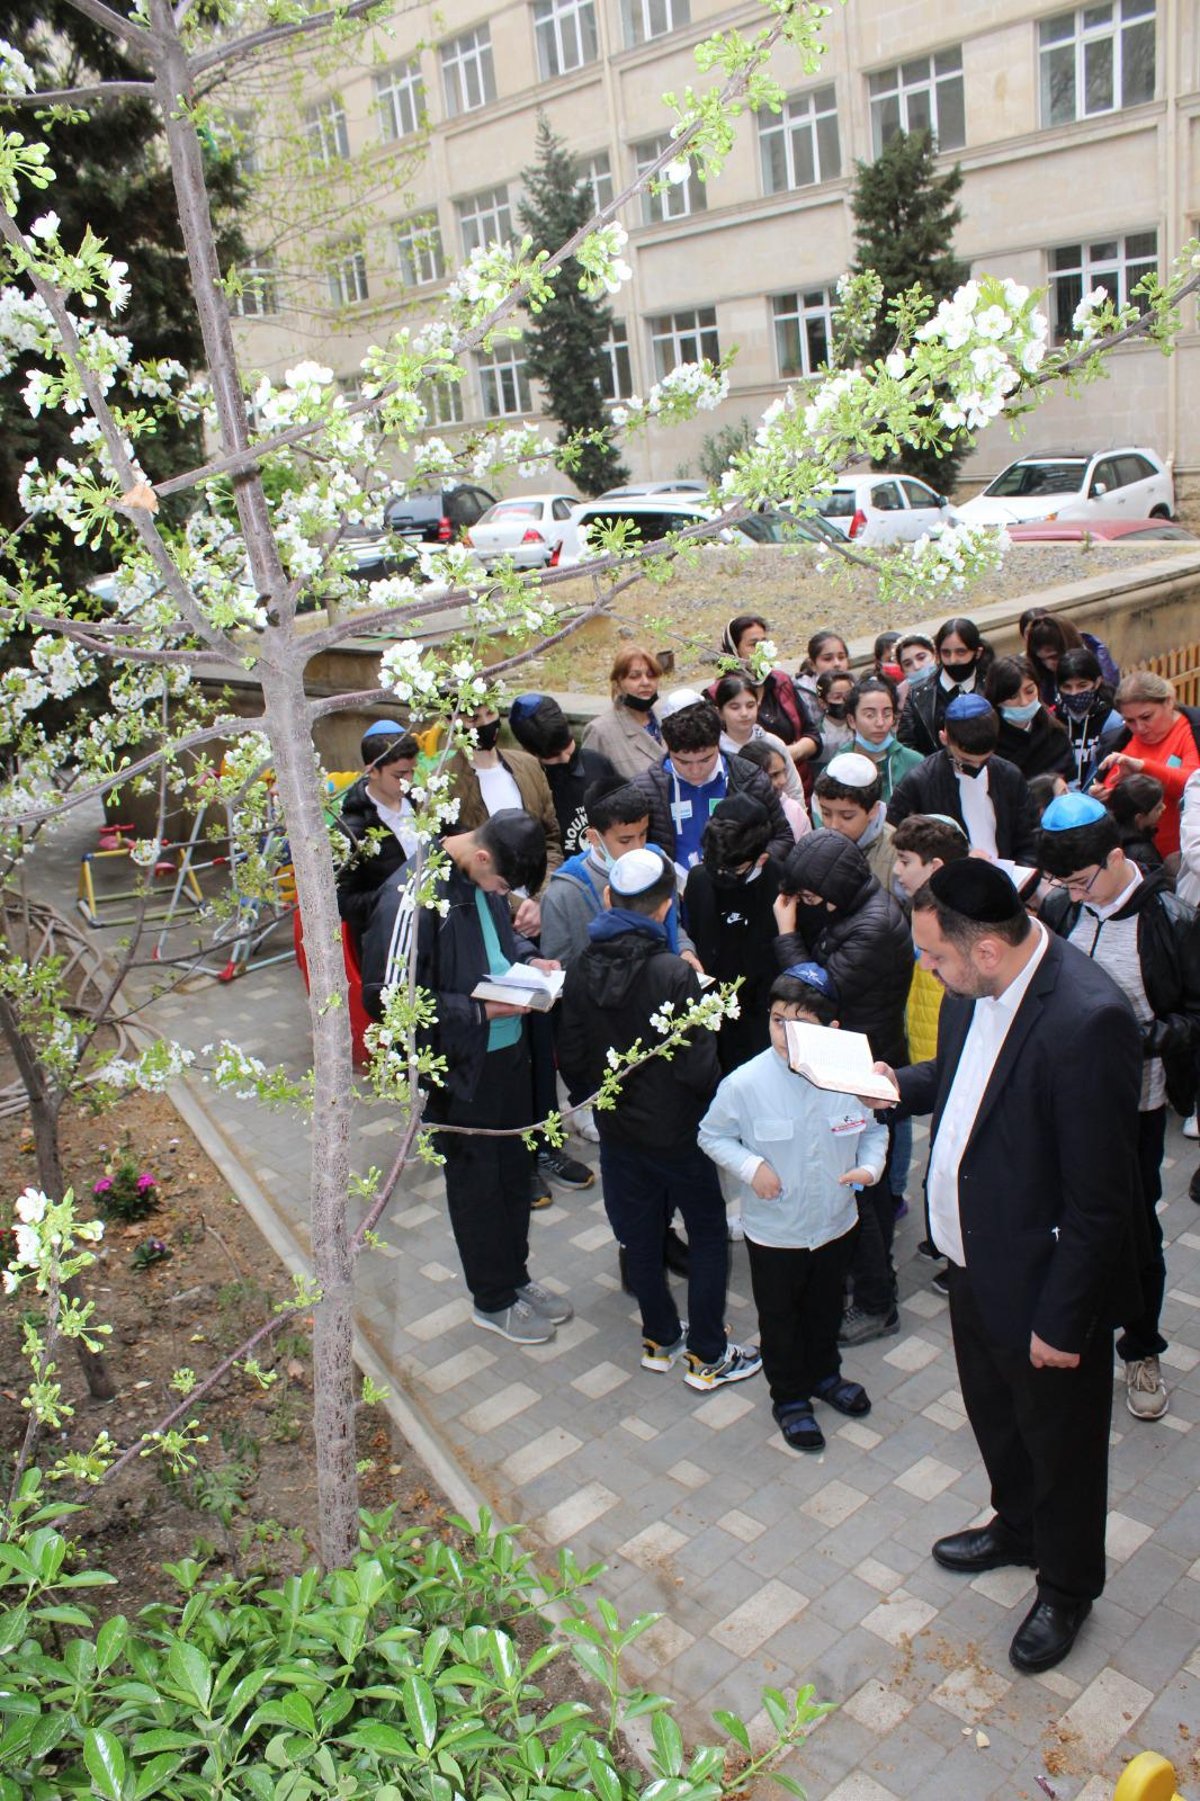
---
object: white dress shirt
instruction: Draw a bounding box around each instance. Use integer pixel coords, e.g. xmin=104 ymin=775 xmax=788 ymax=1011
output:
xmin=956 ymin=762 xmax=999 ymax=859
xmin=926 ymin=921 xmax=1050 ymax=1265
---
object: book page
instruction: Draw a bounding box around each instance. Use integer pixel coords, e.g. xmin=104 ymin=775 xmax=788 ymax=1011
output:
xmin=784 ymin=1021 xmax=898 ymax=1102
xmin=491 ymin=963 xmax=564 ymax=997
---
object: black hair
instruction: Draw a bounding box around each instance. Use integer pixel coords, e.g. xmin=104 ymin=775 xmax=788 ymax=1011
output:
xmin=586 ymin=777 xmax=650 ymax=833
xmin=1027 ymin=773 xmax=1065 ymax=817
xmin=735 ymin=737 xmax=785 ymax=776
xmin=713 ymin=671 xmax=760 ymax=710
xmin=874 ymin=631 xmax=902 ymax=665
xmin=1104 ymin=773 xmax=1164 ymax=825
xmin=701 ymin=795 xmax=772 ymax=874
xmin=891 ymin=814 xmax=970 ymax=862
xmin=910 ymin=880 xmax=1031 ymax=949
xmin=1056 ymin=648 xmax=1103 ymax=686
xmin=847 ymin=675 xmax=898 ymax=717
xmin=1037 ymin=812 xmax=1119 ymax=878
xmin=661 ymin=700 xmax=722 ymax=753
xmin=816 ymin=668 xmax=855 ymax=700
xmin=362 ymin=727 xmax=418 ymax=769
xmin=896 ymin=632 xmax=935 ymax=660
xmin=984 ymin=654 xmax=1041 ymax=708
xmin=612 ymin=855 xmax=676 ymax=916
xmin=768 ymin=973 xmax=837 ymax=1027
xmin=722 ymin=614 xmax=768 ymax=657
xmin=942 ymin=706 xmax=999 ymax=756
xmin=1025 ymin=614 xmax=1085 ymax=665
xmin=815 ymin=768 xmax=882 ymax=811
xmin=936 ymin=617 xmax=993 ymax=680
xmin=474 ymin=809 xmax=548 ymax=894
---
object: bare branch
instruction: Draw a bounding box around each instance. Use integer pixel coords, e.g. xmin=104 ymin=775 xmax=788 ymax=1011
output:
xmin=3 ymin=715 xmax=265 ymax=829
xmin=0 ymin=81 xmax=157 ymax=107
xmin=60 ymin=0 xmax=157 ymax=62
xmin=189 ymin=0 xmax=384 ymax=78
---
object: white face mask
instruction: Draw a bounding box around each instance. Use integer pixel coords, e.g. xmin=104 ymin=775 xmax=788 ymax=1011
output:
xmin=591 ymin=839 xmax=617 ymax=871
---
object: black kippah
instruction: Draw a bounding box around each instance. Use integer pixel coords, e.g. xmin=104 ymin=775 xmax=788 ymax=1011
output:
xmin=928 ymin=858 xmax=1022 ymax=924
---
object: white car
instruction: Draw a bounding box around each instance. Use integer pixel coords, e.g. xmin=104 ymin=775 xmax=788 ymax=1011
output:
xmin=957 ymin=448 xmax=1174 ymax=526
xmin=815 ymin=473 xmax=957 ymax=545
xmin=464 ymin=493 xmax=579 ymax=569
xmin=551 ymin=495 xmax=773 ymax=567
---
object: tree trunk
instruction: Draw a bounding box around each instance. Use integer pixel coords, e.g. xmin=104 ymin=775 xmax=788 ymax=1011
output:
xmin=259 ymin=665 xmax=360 ymax=1569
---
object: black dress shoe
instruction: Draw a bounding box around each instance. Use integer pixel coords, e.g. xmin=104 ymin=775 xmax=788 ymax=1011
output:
xmin=1009 ymin=1596 xmax=1091 ymax=1673
xmin=932 ymin=1523 xmax=1036 ymax=1574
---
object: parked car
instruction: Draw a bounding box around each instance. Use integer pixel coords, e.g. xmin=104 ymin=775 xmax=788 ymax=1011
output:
xmin=382 ymin=482 xmax=497 ymax=545
xmin=957 ymin=448 xmax=1174 ymax=526
xmin=815 ymin=473 xmax=957 ymax=545
xmin=1006 ymin=518 xmax=1196 ymax=544
xmin=552 ymin=496 xmax=810 ymax=566
xmin=595 ymin=480 xmax=708 ymax=500
xmin=465 ymin=493 xmax=579 ymax=569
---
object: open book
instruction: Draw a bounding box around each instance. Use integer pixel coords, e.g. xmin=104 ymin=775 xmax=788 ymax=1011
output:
xmin=784 ymin=1021 xmax=899 ymax=1105
xmin=471 ymin=963 xmax=565 ymax=1012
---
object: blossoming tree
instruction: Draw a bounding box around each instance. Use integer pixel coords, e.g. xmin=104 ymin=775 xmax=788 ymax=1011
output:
xmin=1 ymin=0 xmax=1197 ymax=1569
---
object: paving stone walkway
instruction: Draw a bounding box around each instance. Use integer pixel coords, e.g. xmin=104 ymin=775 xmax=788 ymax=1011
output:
xmin=25 ymin=805 xmax=1200 ymax=1801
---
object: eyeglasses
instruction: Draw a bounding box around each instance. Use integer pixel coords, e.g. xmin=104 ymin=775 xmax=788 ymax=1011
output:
xmin=1045 ymin=864 xmax=1103 ymax=895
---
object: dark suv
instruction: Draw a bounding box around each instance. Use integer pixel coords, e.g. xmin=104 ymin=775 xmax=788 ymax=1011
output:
xmin=383 ymin=482 xmax=497 ymax=545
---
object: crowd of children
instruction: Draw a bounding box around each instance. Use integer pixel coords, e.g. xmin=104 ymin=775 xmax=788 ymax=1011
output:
xmin=341 ymin=606 xmax=1200 ymax=1456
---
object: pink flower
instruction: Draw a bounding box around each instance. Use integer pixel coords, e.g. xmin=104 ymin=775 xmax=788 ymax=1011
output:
xmin=93 ymin=1178 xmax=113 ymax=1195
xmin=136 ymin=1173 xmax=157 ymax=1191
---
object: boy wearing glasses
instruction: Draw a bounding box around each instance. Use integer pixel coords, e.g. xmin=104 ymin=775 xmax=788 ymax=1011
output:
xmin=1038 ymin=791 xmax=1200 ymax=1421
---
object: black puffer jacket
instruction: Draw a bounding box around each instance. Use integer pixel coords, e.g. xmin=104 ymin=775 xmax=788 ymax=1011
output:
xmin=335 ymin=777 xmax=412 ymax=940
xmin=542 ymin=744 xmax=617 ymax=858
xmin=1040 ymin=867 xmax=1200 ymax=1115
xmin=774 ymin=829 xmax=912 ymax=1067
xmin=557 ymin=922 xmax=720 ymax=1156
xmin=633 ymin=752 xmax=793 ymax=867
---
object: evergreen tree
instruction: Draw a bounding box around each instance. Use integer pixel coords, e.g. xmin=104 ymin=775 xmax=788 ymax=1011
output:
xmin=848 ymin=129 xmax=971 ymax=490
xmin=518 ymin=119 xmax=629 ymax=497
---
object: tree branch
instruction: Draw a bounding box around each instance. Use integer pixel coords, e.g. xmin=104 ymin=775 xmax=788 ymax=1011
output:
xmin=60 ymin=0 xmax=157 ymax=63
xmin=0 ymin=81 xmax=157 ymax=107
xmin=189 ymin=0 xmax=385 ymax=78
xmin=3 ymin=715 xmax=264 ymax=829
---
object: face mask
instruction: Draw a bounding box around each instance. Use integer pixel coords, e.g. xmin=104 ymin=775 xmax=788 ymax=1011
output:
xmin=891 ymin=876 xmax=911 ymax=903
xmin=623 ymin=690 xmax=658 ymax=714
xmin=1001 ymin=700 xmax=1041 ymax=725
xmin=824 ymin=701 xmax=847 ymax=720
xmin=1059 ymin=690 xmax=1096 ymax=719
xmin=590 ymin=838 xmax=617 ymax=871
xmin=474 ymin=719 xmax=501 ymax=751
xmin=856 ymin=731 xmax=895 ymax=755
xmin=951 ymin=755 xmax=986 ymax=779
xmin=906 ymin=661 xmax=937 ymax=687
xmin=941 ymin=660 xmax=977 ymax=682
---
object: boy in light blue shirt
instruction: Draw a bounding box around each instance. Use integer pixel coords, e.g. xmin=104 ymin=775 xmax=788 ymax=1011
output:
xmin=698 ymin=964 xmax=888 ymax=1453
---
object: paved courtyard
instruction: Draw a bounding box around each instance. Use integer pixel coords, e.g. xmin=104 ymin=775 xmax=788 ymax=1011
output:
xmin=26 ymin=807 xmax=1200 ymax=1801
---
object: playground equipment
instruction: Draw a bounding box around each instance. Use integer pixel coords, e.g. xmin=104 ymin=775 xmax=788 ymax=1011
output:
xmin=1115 ymin=1753 xmax=1186 ymax=1801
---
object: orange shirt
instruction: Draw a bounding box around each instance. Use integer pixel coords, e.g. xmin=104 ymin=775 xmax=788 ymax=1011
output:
xmin=1103 ymin=711 xmax=1199 ymax=856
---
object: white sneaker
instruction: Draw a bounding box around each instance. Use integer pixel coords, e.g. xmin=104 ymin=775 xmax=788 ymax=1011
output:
xmin=573 ymin=1106 xmax=601 ymax=1144
xmin=1184 ymin=1115 xmax=1199 ymax=1141
xmin=1125 ymin=1355 xmax=1169 ymax=1420
xmin=727 ymin=1210 xmax=745 ymax=1243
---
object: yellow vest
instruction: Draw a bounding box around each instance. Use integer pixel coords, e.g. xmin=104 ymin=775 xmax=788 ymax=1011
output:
xmin=906 ymin=959 xmax=943 ymax=1065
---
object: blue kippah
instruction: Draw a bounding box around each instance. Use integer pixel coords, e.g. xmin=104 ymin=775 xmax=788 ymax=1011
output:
xmin=783 ymin=961 xmax=838 ymax=1001
xmin=945 ymin=692 xmax=992 ymax=721
xmin=363 ymin=718 xmax=407 ymax=737
xmin=1041 ymin=792 xmax=1108 ymax=831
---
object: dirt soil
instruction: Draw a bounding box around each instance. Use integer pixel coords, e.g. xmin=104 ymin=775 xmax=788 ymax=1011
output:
xmin=0 ymin=1089 xmax=450 ymax=1611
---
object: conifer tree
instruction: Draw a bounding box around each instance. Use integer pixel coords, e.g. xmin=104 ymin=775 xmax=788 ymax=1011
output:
xmin=848 ymin=129 xmax=970 ymax=489
xmin=519 ymin=119 xmax=629 ymax=497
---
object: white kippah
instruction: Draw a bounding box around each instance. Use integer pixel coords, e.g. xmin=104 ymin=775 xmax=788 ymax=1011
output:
xmin=658 ymin=687 xmax=706 ymax=720
xmin=825 ymin=751 xmax=879 ymax=789
xmin=610 ymin=847 xmax=668 ymax=896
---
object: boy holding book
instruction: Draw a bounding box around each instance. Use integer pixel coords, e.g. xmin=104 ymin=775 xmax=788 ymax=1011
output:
xmin=698 ymin=966 xmax=889 ymax=1452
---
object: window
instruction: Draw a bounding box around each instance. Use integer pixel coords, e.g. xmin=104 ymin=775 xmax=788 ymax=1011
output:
xmin=421 ymin=379 xmax=465 ymax=426
xmin=327 ymin=239 xmax=369 ymax=307
xmin=375 ymin=60 xmax=425 ymax=141
xmin=456 ymin=186 xmax=512 ymax=256
xmin=771 ymin=287 xmax=835 ymax=376
xmin=599 ymin=318 xmax=633 ymax=399
xmin=228 ymin=109 xmax=260 ymax=178
xmin=621 ymin=0 xmax=689 ymax=48
xmin=395 ymin=213 xmax=445 ymax=285
xmin=303 ymin=96 xmax=349 ymax=168
xmin=336 ymin=375 xmax=363 ymax=403
xmin=1039 ymin=1 xmax=1155 ymax=125
xmin=759 ymin=86 xmax=840 ymax=194
xmin=441 ymin=26 xmax=496 ymax=117
xmin=581 ymin=151 xmax=614 ymax=213
xmin=533 ymin=0 xmax=598 ymax=78
xmin=477 ymin=341 xmax=531 ymax=417
xmin=633 ymin=135 xmax=705 ymax=223
xmin=868 ymin=49 xmax=965 ymax=154
xmin=1047 ymin=230 xmax=1157 ymax=339
xmin=231 ymin=253 xmax=278 ymax=317
xmin=649 ymin=307 xmax=719 ymax=379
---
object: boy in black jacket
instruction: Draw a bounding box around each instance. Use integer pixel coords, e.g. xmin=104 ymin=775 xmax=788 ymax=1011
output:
xmin=1039 ymin=791 xmax=1200 ymax=1423
xmin=558 ymin=847 xmax=762 ymax=1392
xmin=888 ymin=693 xmax=1040 ymax=865
xmin=335 ymin=721 xmax=420 ymax=948
xmin=360 ymin=811 xmax=571 ymax=1346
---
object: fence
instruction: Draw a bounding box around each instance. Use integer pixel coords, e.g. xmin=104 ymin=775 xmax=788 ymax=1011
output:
xmin=1134 ymin=643 xmax=1200 ymax=707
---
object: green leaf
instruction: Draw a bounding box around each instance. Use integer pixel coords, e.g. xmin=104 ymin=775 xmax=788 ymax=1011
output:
xmin=580 ymin=1736 xmax=622 ymax=1801
xmin=165 ymin=1642 xmax=212 ymax=1711
xmin=95 ymin=1615 xmax=128 ymax=1674
xmin=342 ymin=1721 xmax=415 ymax=1759
xmin=83 ymin=1728 xmax=125 ymax=1801
xmin=713 ymin=1710 xmax=751 ymax=1752
xmin=134 ymin=1752 xmax=185 ymax=1799
xmin=488 ymin=1628 xmax=519 ymax=1684
xmin=651 ymin=1711 xmax=684 ymax=1777
xmin=131 ymin=1731 xmax=201 ymax=1757
xmin=761 ymin=1688 xmax=789 ymax=1734
xmin=770 ymin=1776 xmax=809 ymax=1798
xmin=401 ymin=1674 xmax=437 ymax=1750
xmin=280 ymin=1692 xmax=315 ymax=1734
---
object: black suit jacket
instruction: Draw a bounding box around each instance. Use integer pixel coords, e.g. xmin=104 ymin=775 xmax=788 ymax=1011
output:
xmin=897 ymin=932 xmax=1144 ymax=1352
xmin=887 ymin=748 xmax=1040 ymax=864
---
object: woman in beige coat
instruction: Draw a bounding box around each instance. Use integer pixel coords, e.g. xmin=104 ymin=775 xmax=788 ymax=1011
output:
xmin=582 ymin=645 xmax=667 ymax=780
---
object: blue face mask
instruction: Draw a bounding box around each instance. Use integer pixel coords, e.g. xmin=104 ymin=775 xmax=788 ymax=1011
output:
xmin=856 ymin=731 xmax=894 ymax=755
xmin=1002 ymin=700 xmax=1041 ymax=725
xmin=905 ymin=661 xmax=937 ymax=687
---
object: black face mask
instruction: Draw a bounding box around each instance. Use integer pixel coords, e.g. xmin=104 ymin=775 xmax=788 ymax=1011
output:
xmin=824 ymin=701 xmax=848 ymax=720
xmin=622 ymin=690 xmax=658 ymax=714
xmin=941 ymin=659 xmax=977 ymax=681
xmin=951 ymin=755 xmax=987 ymax=779
xmin=474 ymin=720 xmax=501 ymax=751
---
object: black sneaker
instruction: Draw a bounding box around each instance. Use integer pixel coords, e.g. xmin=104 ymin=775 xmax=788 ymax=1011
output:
xmin=838 ymin=1305 xmax=901 ymax=1347
xmin=538 ymin=1147 xmax=595 ymax=1191
xmin=916 ymin=1238 xmax=938 ymax=1261
xmin=1190 ymin=1166 xmax=1200 ymax=1206
xmin=931 ymin=1266 xmax=950 ymax=1296
xmin=530 ymin=1168 xmax=554 ymax=1211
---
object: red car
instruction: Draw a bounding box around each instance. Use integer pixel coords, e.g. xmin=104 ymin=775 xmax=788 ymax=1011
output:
xmin=1006 ymin=518 xmax=1196 ymax=544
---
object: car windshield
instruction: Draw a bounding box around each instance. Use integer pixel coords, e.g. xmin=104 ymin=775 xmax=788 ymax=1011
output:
xmin=816 ymin=490 xmax=856 ymax=518
xmin=486 ymin=501 xmax=542 ymax=520
xmin=986 ymin=459 xmax=1087 ymax=498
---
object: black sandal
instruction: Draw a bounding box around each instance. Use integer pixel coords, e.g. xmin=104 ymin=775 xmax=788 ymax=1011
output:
xmin=774 ymin=1402 xmax=825 ymax=1454
xmin=812 ymin=1374 xmax=871 ymax=1417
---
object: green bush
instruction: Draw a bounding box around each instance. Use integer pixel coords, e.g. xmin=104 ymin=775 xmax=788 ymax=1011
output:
xmin=0 ymin=1504 xmax=828 ymax=1800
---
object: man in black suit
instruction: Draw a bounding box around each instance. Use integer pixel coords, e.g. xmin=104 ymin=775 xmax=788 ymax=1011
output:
xmin=882 ymin=859 xmax=1143 ymax=1674
xmin=887 ymin=693 xmax=1040 ymax=865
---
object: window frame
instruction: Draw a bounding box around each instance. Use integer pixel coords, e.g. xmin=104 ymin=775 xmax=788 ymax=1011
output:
xmin=476 ymin=339 xmax=532 ymax=418
xmin=770 ymin=287 xmax=835 ymax=378
xmin=633 ymin=134 xmax=706 ymax=223
xmin=394 ymin=212 xmax=445 ymax=286
xmin=532 ymin=0 xmax=599 ymax=79
xmin=231 ymin=252 xmax=279 ymax=318
xmin=758 ymin=85 xmax=841 ymax=194
xmin=327 ymin=238 xmax=369 ymax=308
xmin=441 ymin=25 xmax=496 ymax=118
xmin=598 ymin=317 xmax=634 ymax=400
xmin=303 ymin=96 xmax=349 ymax=168
xmin=867 ymin=48 xmax=965 ymax=155
xmin=456 ymin=185 xmax=513 ymax=257
xmin=375 ymin=59 xmax=426 ymax=142
xmin=1046 ymin=229 xmax=1158 ymax=341
xmin=648 ymin=306 xmax=719 ymax=380
xmin=1038 ymin=0 xmax=1156 ymax=126
xmin=620 ymin=0 xmax=690 ymax=49
xmin=580 ymin=151 xmax=614 ymax=214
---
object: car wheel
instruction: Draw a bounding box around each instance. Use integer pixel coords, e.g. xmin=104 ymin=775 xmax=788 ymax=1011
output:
xmin=1149 ymin=504 xmax=1172 ymax=520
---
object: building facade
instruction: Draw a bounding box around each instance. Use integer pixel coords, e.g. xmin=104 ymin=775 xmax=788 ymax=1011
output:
xmin=231 ymin=0 xmax=1199 ymax=497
